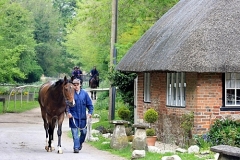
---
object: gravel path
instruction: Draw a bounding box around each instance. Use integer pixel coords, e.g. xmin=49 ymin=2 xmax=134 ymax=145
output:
xmin=0 ymin=107 xmax=127 ymax=160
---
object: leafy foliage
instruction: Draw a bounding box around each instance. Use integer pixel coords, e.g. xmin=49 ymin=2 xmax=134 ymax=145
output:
xmin=180 ymin=112 xmax=194 ymax=135
xmin=108 ymin=70 xmax=137 ymax=105
xmin=208 ymin=118 xmax=240 ymax=147
xmin=16 ymin=0 xmax=74 ymax=77
xmin=52 ymin=0 xmax=77 ymax=26
xmin=194 ymin=134 xmax=211 ymax=151
xmin=146 ymin=128 xmax=156 ymax=136
xmin=0 ymin=1 xmax=37 ymax=83
xmin=180 ymin=112 xmax=194 ymax=147
xmin=117 ymin=106 xmax=130 ymax=121
xmin=144 ymin=108 xmax=158 ymax=136
xmin=0 ymin=0 xmax=179 ymax=83
xmin=65 ymin=0 xmax=178 ymax=77
xmin=108 ymin=70 xmax=137 ymax=122
xmin=144 ymin=108 xmax=158 ymax=124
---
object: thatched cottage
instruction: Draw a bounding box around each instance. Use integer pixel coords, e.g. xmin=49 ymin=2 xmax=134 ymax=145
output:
xmin=116 ymin=0 xmax=240 ymax=144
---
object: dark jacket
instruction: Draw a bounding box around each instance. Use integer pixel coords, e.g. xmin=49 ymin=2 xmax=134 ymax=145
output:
xmin=90 ymin=69 xmax=99 ymax=78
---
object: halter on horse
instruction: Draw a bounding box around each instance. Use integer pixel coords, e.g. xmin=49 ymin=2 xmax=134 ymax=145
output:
xmin=38 ymin=76 xmax=75 ymax=154
xmin=89 ymin=74 xmax=98 ymax=100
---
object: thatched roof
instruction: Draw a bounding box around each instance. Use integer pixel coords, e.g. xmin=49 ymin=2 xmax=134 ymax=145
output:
xmin=116 ymin=0 xmax=240 ymax=73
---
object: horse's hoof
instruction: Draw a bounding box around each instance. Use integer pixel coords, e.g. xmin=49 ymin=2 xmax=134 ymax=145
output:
xmin=45 ymin=146 xmax=54 ymax=152
xmin=58 ymin=150 xmax=63 ymax=154
xmin=47 ymin=148 xmax=52 ymax=152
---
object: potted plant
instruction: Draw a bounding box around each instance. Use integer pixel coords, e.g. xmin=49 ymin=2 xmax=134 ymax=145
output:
xmin=144 ymin=108 xmax=158 ymax=146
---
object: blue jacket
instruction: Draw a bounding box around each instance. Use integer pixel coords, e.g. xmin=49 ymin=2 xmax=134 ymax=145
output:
xmin=68 ymin=89 xmax=94 ymax=128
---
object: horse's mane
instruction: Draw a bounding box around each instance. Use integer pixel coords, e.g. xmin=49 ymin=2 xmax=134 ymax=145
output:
xmin=51 ymin=78 xmax=70 ymax=89
xmin=54 ymin=79 xmax=64 ymax=86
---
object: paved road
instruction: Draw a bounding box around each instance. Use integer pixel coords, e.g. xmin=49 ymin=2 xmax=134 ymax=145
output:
xmin=0 ymin=107 xmax=127 ymax=160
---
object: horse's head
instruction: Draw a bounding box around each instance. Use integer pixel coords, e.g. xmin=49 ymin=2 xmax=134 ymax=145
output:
xmin=62 ymin=76 xmax=75 ymax=107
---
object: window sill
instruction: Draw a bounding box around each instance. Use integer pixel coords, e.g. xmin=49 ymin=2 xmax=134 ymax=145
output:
xmin=144 ymin=101 xmax=151 ymax=103
xmin=220 ymin=107 xmax=240 ymax=111
xmin=166 ymin=105 xmax=185 ymax=108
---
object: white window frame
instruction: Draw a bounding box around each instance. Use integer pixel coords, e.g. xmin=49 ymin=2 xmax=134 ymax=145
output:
xmin=144 ymin=73 xmax=151 ymax=102
xmin=167 ymin=72 xmax=186 ymax=107
xmin=225 ymin=73 xmax=240 ymax=106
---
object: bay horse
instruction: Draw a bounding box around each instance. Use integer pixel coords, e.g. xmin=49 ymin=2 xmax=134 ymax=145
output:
xmin=89 ymin=74 xmax=98 ymax=100
xmin=38 ymin=76 xmax=75 ymax=154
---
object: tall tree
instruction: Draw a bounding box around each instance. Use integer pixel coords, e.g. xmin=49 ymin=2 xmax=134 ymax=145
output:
xmin=65 ymin=0 xmax=178 ymax=78
xmin=65 ymin=0 xmax=111 ymax=76
xmin=52 ymin=0 xmax=77 ymax=26
xmin=16 ymin=0 xmax=74 ymax=77
xmin=0 ymin=0 xmax=39 ymax=83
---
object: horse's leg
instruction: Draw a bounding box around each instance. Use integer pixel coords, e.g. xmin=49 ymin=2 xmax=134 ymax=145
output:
xmin=94 ymin=91 xmax=96 ymax=100
xmin=90 ymin=91 xmax=93 ymax=99
xmin=45 ymin=114 xmax=56 ymax=152
xmin=57 ymin=113 xmax=64 ymax=154
xmin=50 ymin=118 xmax=56 ymax=151
xmin=47 ymin=122 xmax=54 ymax=152
xmin=41 ymin=109 xmax=49 ymax=151
xmin=44 ymin=119 xmax=49 ymax=151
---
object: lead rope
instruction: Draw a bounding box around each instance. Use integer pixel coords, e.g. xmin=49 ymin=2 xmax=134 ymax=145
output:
xmin=72 ymin=117 xmax=88 ymax=130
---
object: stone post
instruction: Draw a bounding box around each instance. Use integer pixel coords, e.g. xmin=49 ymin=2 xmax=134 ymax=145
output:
xmin=110 ymin=120 xmax=130 ymax=149
xmin=132 ymin=123 xmax=149 ymax=151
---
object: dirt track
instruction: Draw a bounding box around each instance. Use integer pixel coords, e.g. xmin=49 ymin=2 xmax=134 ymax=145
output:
xmin=0 ymin=107 xmax=127 ymax=160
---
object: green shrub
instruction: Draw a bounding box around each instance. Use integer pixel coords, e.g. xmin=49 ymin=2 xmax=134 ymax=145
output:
xmin=144 ymin=108 xmax=158 ymax=123
xmin=180 ymin=112 xmax=194 ymax=147
xmin=146 ymin=128 xmax=156 ymax=136
xmin=208 ymin=118 xmax=240 ymax=147
xmin=117 ymin=106 xmax=130 ymax=121
xmin=194 ymin=134 xmax=211 ymax=150
xmin=180 ymin=112 xmax=194 ymax=134
xmin=144 ymin=108 xmax=158 ymax=137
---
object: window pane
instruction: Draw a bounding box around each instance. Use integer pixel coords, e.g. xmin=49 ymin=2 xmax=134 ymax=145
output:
xmin=225 ymin=73 xmax=240 ymax=106
xmin=226 ymin=89 xmax=235 ymax=105
xmin=237 ymin=89 xmax=240 ymax=105
xmin=226 ymin=73 xmax=235 ymax=88
xmin=167 ymin=72 xmax=186 ymax=107
xmin=230 ymin=73 xmax=235 ymax=88
xmin=236 ymin=74 xmax=240 ymax=88
xmin=172 ymin=73 xmax=176 ymax=105
xmin=225 ymin=73 xmax=231 ymax=88
xmin=144 ymin=73 xmax=151 ymax=102
xmin=177 ymin=73 xmax=181 ymax=106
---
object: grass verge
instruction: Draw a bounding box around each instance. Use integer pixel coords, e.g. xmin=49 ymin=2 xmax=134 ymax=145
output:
xmin=0 ymin=100 xmax=39 ymax=114
xmin=87 ymin=126 xmax=215 ymax=160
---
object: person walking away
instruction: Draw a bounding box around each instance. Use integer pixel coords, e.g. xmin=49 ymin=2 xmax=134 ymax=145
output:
xmin=67 ymin=79 xmax=94 ymax=153
xmin=89 ymin=66 xmax=99 ymax=87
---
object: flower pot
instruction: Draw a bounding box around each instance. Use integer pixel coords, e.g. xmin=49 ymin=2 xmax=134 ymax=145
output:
xmin=146 ymin=136 xmax=157 ymax=146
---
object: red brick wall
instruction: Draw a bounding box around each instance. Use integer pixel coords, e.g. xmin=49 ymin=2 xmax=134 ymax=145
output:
xmin=193 ymin=73 xmax=222 ymax=134
xmin=136 ymin=72 xmax=240 ymax=143
xmin=137 ymin=73 xmax=144 ymax=119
